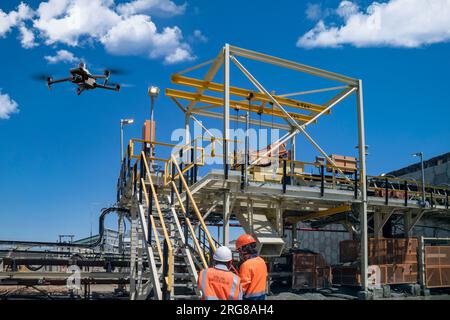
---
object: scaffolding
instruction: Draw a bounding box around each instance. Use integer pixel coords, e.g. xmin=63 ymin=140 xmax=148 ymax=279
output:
xmin=114 ymin=44 xmax=450 ymax=299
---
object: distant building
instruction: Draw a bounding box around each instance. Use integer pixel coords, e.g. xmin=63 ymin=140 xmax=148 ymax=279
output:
xmin=388 ymin=151 xmax=450 ymax=238
xmin=388 ymin=152 xmax=450 ymax=187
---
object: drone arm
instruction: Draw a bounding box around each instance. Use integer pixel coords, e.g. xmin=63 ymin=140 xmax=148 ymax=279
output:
xmin=48 ymin=77 xmax=73 ymax=85
xmin=95 ymin=83 xmax=120 ymax=91
xmin=92 ymin=75 xmax=107 ymax=79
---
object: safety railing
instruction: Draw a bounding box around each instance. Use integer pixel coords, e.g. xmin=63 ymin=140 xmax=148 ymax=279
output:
xmin=228 ymin=153 xmax=358 ymax=193
xmin=168 ymin=154 xmax=217 ymax=254
xmin=170 ymin=179 xmax=208 ymax=269
xmin=226 ymin=153 xmax=450 ymax=207
xmin=117 ymin=138 xmax=205 ymax=199
xmin=139 ymin=150 xmax=174 ymax=294
xmin=366 ymin=175 xmax=450 ymax=208
xmin=164 ymin=143 xmax=204 ymax=186
xmin=116 ymin=137 xmax=220 ymax=293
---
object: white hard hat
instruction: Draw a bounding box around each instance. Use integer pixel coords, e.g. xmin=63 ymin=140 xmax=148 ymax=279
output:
xmin=213 ymin=246 xmax=232 ymax=263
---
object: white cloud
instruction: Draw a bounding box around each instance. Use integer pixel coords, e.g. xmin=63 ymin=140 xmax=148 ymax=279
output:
xmin=191 ymin=29 xmax=207 ymax=43
xmin=336 ymin=1 xmax=359 ymax=20
xmin=0 ymin=2 xmax=34 ymax=38
xmin=0 ymin=0 xmax=194 ymax=64
xmin=19 ymin=24 xmax=37 ymax=48
xmin=298 ymin=0 xmax=450 ymax=48
xmin=44 ymin=49 xmax=79 ymax=63
xmin=33 ymin=0 xmax=121 ymax=46
xmin=0 ymin=90 xmax=19 ymax=120
xmin=305 ymin=3 xmax=322 ymax=21
xmin=117 ymin=0 xmax=186 ymax=17
xmin=101 ymin=14 xmax=194 ymax=62
xmin=164 ymin=47 xmax=195 ymax=64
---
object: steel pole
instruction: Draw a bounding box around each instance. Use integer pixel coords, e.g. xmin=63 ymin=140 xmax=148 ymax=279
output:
xmin=244 ymin=111 xmax=249 ymax=186
xmin=150 ymin=96 xmax=155 ymax=171
xmin=420 ymin=153 xmax=426 ymax=205
xmin=223 ymin=44 xmax=230 ymax=179
xmin=356 ymin=79 xmax=368 ymax=293
xmin=120 ymin=121 xmax=124 ymax=162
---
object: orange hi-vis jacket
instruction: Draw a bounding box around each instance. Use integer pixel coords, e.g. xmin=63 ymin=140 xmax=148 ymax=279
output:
xmin=198 ymin=265 xmax=243 ymax=300
xmin=239 ymin=256 xmax=268 ymax=298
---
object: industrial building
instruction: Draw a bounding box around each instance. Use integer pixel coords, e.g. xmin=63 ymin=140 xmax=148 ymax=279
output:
xmin=1 ymin=45 xmax=450 ymax=300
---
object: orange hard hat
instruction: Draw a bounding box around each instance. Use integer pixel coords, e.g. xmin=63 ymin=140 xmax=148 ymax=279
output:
xmin=235 ymin=234 xmax=256 ymax=250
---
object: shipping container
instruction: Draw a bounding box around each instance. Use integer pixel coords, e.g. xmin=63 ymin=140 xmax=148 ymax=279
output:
xmin=425 ymin=246 xmax=450 ymax=288
xmin=292 ymin=252 xmax=331 ymax=290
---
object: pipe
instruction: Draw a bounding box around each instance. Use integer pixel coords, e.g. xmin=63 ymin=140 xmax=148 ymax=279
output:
xmin=0 ymin=207 xmax=129 ymax=249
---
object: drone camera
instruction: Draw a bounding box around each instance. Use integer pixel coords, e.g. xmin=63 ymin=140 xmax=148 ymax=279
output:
xmin=104 ymin=70 xmax=111 ymax=85
xmin=47 ymin=77 xmax=52 ymax=90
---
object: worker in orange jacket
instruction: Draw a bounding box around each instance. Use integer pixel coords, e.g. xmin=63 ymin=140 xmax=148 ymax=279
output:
xmin=197 ymin=246 xmax=243 ymax=300
xmin=236 ymin=234 xmax=268 ymax=300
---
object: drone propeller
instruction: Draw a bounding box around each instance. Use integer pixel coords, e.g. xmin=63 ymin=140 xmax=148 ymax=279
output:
xmin=103 ymin=67 xmax=129 ymax=75
xmin=30 ymin=73 xmax=51 ymax=81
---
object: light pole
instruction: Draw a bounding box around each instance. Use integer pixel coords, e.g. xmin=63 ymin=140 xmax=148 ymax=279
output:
xmin=148 ymin=86 xmax=159 ymax=172
xmin=412 ymin=152 xmax=426 ymax=206
xmin=120 ymin=119 xmax=134 ymax=162
xmin=148 ymin=86 xmax=160 ymax=154
xmin=119 ymin=119 xmax=133 ymax=269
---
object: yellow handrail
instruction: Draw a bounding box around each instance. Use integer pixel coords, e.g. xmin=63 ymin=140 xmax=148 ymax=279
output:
xmin=171 ymin=154 xmax=217 ymax=252
xmin=170 ymin=180 xmax=208 ymax=269
xmin=141 ymin=151 xmax=174 ymax=292
xmin=141 ymin=179 xmax=163 ymax=263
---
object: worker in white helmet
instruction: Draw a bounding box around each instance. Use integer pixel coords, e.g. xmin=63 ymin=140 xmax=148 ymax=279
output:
xmin=197 ymin=246 xmax=243 ymax=300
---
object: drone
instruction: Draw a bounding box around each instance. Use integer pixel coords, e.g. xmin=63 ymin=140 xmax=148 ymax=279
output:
xmin=45 ymin=62 xmax=121 ymax=95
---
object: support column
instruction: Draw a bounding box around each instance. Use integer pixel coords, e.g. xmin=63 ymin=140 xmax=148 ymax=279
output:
xmin=117 ymin=212 xmax=125 ymax=292
xmin=404 ymin=211 xmax=412 ymax=237
xmin=373 ymin=211 xmax=383 ymax=238
xmin=185 ymin=111 xmax=191 ymax=163
xmin=418 ymin=236 xmax=426 ymax=294
xmin=248 ymin=198 xmax=254 ymax=233
xmin=129 ymin=207 xmax=138 ymax=300
xmin=356 ymin=79 xmax=369 ymax=293
xmin=275 ymin=201 xmax=283 ymax=236
xmin=136 ymin=221 xmax=144 ymax=298
xmin=223 ymin=191 xmax=231 ymax=246
xmin=118 ymin=213 xmax=125 ymax=254
xmin=290 ymin=133 xmax=296 ymax=186
xmin=291 ymin=222 xmax=298 ymax=248
xmin=223 ymin=44 xmax=230 ymax=179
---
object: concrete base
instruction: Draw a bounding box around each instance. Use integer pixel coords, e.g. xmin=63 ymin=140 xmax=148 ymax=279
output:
xmin=370 ymin=286 xmax=391 ymax=299
xmin=405 ymin=284 xmax=422 ymax=296
xmin=382 ymin=285 xmax=391 ymax=298
xmin=357 ymin=290 xmax=373 ymax=300
xmin=422 ymin=288 xmax=431 ymax=296
xmin=371 ymin=288 xmax=383 ymax=299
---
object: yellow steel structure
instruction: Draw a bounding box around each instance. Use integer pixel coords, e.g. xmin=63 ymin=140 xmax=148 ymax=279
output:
xmin=294 ymin=204 xmax=352 ymax=222
xmin=166 ymin=88 xmax=315 ymax=123
xmin=171 ymin=74 xmax=327 ymax=113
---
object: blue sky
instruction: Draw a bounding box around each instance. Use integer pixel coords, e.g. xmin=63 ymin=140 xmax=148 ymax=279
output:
xmin=0 ymin=0 xmax=449 ymax=241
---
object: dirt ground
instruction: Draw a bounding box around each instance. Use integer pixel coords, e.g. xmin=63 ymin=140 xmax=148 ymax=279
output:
xmin=268 ymin=286 xmax=450 ymax=300
xmin=2 ymin=284 xmax=450 ymax=300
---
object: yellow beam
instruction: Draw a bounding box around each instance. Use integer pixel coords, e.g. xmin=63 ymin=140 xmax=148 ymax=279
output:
xmin=172 ymin=74 xmax=328 ymax=114
xmin=296 ymin=204 xmax=352 ymax=222
xmin=166 ymin=88 xmax=314 ymax=123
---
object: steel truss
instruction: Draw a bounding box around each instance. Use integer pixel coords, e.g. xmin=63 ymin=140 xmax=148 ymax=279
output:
xmin=166 ymin=44 xmax=370 ymax=291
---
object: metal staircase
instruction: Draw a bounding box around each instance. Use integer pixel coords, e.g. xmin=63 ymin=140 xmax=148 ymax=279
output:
xmin=118 ymin=141 xmax=217 ymax=300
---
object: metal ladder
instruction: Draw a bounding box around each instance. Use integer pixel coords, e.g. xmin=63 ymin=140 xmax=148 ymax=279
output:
xmin=128 ymin=152 xmax=216 ymax=300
